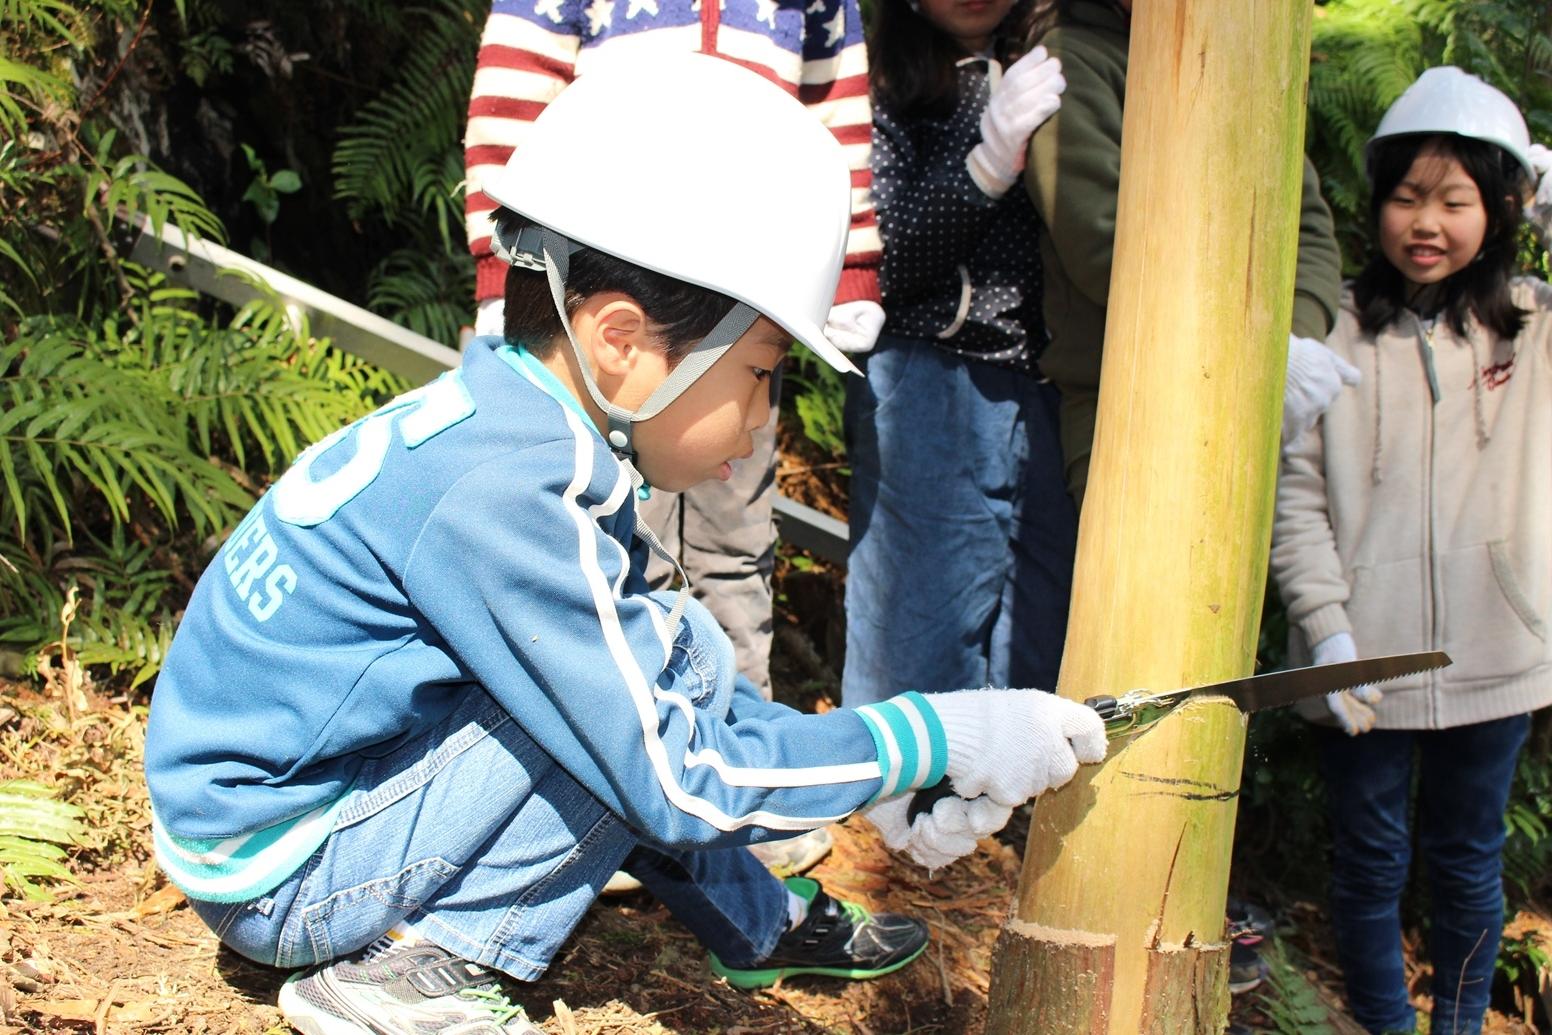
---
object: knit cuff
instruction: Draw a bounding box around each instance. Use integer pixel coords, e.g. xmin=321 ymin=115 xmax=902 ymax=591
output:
xmin=966 ymin=145 xmax=1016 ymax=200
xmin=853 ymin=692 xmax=949 ymax=802
xmin=1300 ymin=603 xmax=1352 ymax=648
xmin=834 ymin=266 xmax=882 ymax=306
xmin=474 ymin=254 xmax=507 ymax=304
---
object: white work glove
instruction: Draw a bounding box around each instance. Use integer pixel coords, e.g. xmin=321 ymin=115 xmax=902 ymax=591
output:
xmin=1283 ymin=334 xmax=1361 ymax=449
xmin=1525 ymin=143 xmax=1552 ymax=240
xmin=474 ymin=297 xmax=505 ymax=338
xmin=864 ymin=792 xmax=1014 ymax=871
xmin=966 ymin=47 xmax=1065 ymax=199
xmin=824 ymin=300 xmax=886 ymax=355
xmin=930 ymin=688 xmax=1107 ymax=806
xmin=1311 ymin=631 xmax=1383 ymax=736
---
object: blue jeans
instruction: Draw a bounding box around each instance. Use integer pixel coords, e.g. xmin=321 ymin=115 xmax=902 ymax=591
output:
xmin=1318 ymin=714 xmax=1531 ymax=1035
xmin=842 ymin=336 xmax=1076 ymax=706
xmin=188 ymin=598 xmax=788 ymax=981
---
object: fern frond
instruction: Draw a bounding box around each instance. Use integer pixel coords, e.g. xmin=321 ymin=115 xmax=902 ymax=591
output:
xmin=0 ymin=322 xmax=255 ymax=541
xmin=366 ymin=246 xmax=474 ymax=348
xmin=82 ymin=133 xmax=226 ymax=244
xmin=330 ymin=0 xmax=482 ymax=226
xmin=0 ymin=53 xmax=67 ymax=139
xmin=0 ymin=779 xmax=84 ymax=901
xmin=0 ymin=0 xmax=89 ymax=42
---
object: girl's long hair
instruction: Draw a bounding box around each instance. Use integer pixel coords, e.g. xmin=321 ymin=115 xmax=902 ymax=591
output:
xmin=869 ymin=0 xmax=1046 ymax=119
xmin=1354 ymin=133 xmax=1529 ymax=340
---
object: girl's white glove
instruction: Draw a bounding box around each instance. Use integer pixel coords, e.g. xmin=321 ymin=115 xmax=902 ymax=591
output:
xmin=1526 ymin=143 xmax=1552 ymax=240
xmin=931 ymin=688 xmax=1107 ymax=806
xmin=824 ymin=300 xmax=887 ymax=355
xmin=864 ymin=792 xmax=1013 ymax=871
xmin=1311 ymin=631 xmax=1382 ymax=736
xmin=1283 ymin=334 xmax=1360 ymax=449
xmin=966 ymin=47 xmax=1066 ymax=199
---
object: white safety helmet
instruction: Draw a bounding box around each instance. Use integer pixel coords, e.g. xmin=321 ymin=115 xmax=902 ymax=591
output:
xmin=481 ymin=55 xmax=857 ymax=459
xmin=1368 ymin=66 xmax=1534 ymax=182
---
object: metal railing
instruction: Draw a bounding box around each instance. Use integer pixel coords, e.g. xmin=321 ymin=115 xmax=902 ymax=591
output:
xmin=128 ymin=218 xmax=850 ymax=563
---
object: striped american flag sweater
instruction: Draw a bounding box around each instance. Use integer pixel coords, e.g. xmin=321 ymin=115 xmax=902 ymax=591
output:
xmin=463 ymin=0 xmax=881 ymax=306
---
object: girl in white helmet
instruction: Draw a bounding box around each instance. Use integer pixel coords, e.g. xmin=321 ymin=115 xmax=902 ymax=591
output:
xmin=1271 ymin=66 xmax=1552 ymax=1035
xmin=143 ymin=55 xmax=1107 ymax=1035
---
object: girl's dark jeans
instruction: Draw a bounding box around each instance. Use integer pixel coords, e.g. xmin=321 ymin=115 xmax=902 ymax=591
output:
xmin=1317 ymin=714 xmax=1530 ymax=1035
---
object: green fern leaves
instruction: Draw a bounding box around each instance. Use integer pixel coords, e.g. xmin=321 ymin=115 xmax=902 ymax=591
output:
xmin=0 ymin=778 xmax=84 ymax=901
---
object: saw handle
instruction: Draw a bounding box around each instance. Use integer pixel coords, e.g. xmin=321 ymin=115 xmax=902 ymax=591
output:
xmin=903 ymin=695 xmax=1116 ymax=825
xmin=1083 ymin=694 xmax=1119 ymax=720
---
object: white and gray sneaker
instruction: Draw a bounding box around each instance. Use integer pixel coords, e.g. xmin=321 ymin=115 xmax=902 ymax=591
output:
xmin=277 ymin=937 xmax=544 ymax=1034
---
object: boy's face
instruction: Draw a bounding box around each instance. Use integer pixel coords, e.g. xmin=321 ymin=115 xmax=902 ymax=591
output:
xmin=628 ymin=317 xmax=791 ymax=493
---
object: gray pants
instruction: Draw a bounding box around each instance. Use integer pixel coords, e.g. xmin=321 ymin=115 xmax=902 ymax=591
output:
xmin=637 ymin=392 xmax=779 ymax=699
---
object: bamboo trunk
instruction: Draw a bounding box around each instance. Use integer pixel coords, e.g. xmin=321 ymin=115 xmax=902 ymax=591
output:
xmin=983 ymin=1 xmax=1314 ymax=1032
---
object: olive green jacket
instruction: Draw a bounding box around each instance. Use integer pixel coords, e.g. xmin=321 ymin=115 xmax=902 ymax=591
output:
xmin=1023 ymin=0 xmax=1343 ymax=397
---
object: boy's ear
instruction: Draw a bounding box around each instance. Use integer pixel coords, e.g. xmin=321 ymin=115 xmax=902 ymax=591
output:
xmin=580 ymin=294 xmax=651 ymax=379
xmin=583 ymin=293 xmax=651 ymax=378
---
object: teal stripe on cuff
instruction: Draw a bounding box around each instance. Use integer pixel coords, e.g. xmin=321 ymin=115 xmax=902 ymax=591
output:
xmin=875 ymin=701 xmax=921 ymax=797
xmin=901 ymin=691 xmax=949 ymax=788
xmin=853 ymin=707 xmax=894 ymax=802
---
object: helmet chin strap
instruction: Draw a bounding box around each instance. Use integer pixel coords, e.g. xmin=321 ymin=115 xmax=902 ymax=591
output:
xmin=493 ymin=222 xmax=759 ymax=635
xmin=495 ymin=223 xmax=759 ymax=463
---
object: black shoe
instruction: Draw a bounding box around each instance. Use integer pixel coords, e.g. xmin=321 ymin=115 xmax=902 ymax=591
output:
xmin=709 ymin=876 xmax=928 ymax=989
xmin=1226 ymin=896 xmax=1274 ymax=945
xmin=1228 ymin=938 xmax=1269 ymax=995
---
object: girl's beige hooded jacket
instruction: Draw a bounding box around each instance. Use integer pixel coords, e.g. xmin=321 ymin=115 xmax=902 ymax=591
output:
xmin=1272 ymin=278 xmax=1552 ymax=729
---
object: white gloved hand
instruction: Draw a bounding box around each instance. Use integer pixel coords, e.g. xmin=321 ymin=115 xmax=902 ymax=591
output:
xmin=824 ymin=300 xmax=886 ymax=355
xmin=474 ymin=297 xmax=506 ymax=338
xmin=929 ymin=689 xmax=1107 ymax=806
xmin=1525 ymin=143 xmax=1552 ymax=240
xmin=966 ymin=47 xmax=1065 ymax=199
xmin=1311 ymin=631 xmax=1382 ymax=736
xmin=1284 ymin=334 xmax=1361 ymax=448
xmin=864 ymin=792 xmax=1013 ymax=871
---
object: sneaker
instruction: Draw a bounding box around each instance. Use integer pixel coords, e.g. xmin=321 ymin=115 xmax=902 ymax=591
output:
xmin=600 ymin=870 xmax=643 ymax=896
xmin=1228 ymin=938 xmax=1269 ymax=995
xmin=1226 ymin=896 xmax=1274 ymax=945
xmin=746 ymin=826 xmax=834 ymax=877
xmin=277 ymin=936 xmax=544 ymax=1034
xmin=708 ymin=876 xmax=928 ymax=989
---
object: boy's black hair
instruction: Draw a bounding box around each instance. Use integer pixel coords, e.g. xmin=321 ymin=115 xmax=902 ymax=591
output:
xmin=1353 ymin=133 xmax=1530 ymax=341
xmin=868 ymin=0 xmax=1044 ymax=119
xmin=495 ymin=209 xmax=735 ymax=361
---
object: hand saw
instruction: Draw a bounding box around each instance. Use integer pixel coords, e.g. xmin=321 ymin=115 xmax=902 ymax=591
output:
xmin=904 ymin=650 xmax=1450 ymax=824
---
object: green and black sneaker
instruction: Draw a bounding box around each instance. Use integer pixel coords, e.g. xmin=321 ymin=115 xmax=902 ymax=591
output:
xmin=709 ymin=876 xmax=928 ymax=990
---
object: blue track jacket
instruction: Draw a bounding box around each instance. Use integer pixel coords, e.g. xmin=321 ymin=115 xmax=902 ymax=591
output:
xmin=145 ymin=339 xmax=946 ymax=898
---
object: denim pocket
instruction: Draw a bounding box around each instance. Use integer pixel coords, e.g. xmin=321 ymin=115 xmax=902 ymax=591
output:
xmin=290 ymin=856 xmax=459 ymax=967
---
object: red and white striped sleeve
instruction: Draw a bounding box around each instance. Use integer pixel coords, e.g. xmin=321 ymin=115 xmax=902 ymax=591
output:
xmin=801 ymin=19 xmax=880 ymax=306
xmin=465 ymin=2 xmax=583 ymax=304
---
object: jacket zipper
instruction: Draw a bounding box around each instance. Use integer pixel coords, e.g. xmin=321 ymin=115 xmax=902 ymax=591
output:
xmin=1417 ymin=314 xmax=1440 ymax=725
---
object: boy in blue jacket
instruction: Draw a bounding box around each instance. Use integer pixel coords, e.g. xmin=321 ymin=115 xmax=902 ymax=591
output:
xmin=144 ymin=56 xmax=1106 ymax=1035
